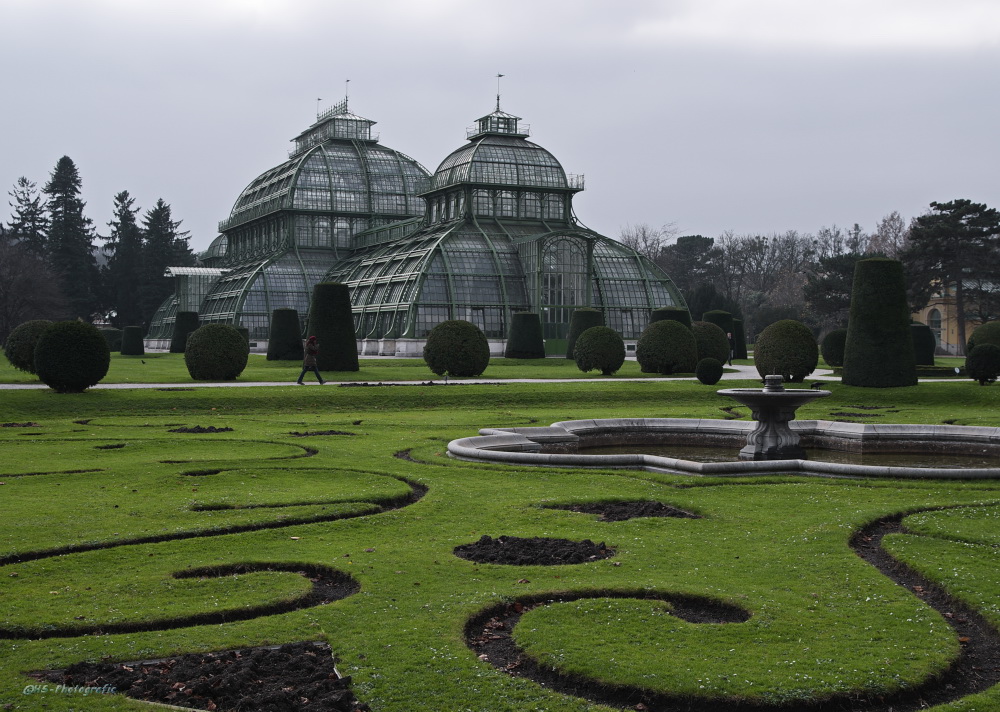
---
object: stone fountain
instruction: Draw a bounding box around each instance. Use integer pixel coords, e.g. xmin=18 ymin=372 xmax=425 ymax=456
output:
xmin=717 ymin=375 xmax=830 ymax=460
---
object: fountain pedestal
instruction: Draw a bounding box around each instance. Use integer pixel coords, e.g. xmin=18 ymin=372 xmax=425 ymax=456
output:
xmin=717 ymin=375 xmax=831 ymax=460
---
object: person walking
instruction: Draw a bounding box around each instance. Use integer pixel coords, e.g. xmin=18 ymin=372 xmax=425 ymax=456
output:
xmin=727 ymin=332 xmax=735 ymax=366
xmin=297 ymin=335 xmax=325 ymax=384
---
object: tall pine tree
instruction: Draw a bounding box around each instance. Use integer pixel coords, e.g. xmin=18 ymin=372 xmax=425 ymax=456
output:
xmin=902 ymin=199 xmax=1000 ymax=354
xmin=44 ymin=156 xmax=98 ymax=320
xmin=103 ymin=191 xmax=145 ymax=328
xmin=7 ymin=177 xmax=49 ymax=256
xmin=140 ymin=198 xmax=195 ymax=328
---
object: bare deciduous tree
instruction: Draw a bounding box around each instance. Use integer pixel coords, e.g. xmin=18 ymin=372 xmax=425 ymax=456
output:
xmin=617 ymin=222 xmax=678 ymax=261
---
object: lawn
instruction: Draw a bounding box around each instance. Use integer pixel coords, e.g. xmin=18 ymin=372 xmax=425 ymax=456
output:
xmin=1 ymin=370 xmax=999 ymax=711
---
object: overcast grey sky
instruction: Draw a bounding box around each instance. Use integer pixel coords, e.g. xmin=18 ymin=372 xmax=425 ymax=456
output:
xmin=2 ymin=0 xmax=998 ymax=252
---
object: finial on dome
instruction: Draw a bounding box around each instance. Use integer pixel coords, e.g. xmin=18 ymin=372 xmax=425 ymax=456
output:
xmin=496 ymin=73 xmax=504 ymax=111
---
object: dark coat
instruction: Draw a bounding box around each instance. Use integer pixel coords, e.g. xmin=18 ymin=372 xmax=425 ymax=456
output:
xmin=303 ymin=340 xmax=319 ymax=368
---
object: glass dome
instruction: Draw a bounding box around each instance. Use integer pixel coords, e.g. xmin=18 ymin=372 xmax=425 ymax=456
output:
xmin=322 ymin=107 xmax=686 ymax=351
xmin=176 ymin=101 xmax=429 ymax=341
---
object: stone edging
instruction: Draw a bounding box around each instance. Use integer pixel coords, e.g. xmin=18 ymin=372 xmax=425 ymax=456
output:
xmin=447 ymin=419 xmax=1000 ymax=479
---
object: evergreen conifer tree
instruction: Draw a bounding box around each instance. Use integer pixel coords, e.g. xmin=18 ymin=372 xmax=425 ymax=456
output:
xmin=7 ymin=177 xmax=49 ymax=256
xmin=140 ymin=199 xmax=195 ymax=328
xmin=103 ymin=191 xmax=145 ymax=328
xmin=43 ymin=157 xmax=98 ymax=320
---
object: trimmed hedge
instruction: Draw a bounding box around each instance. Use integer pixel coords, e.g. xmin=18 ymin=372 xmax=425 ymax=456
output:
xmin=649 ymin=307 xmax=691 ymax=328
xmin=267 ymin=308 xmax=304 ymax=361
xmin=565 ymin=308 xmax=604 ymax=360
xmin=820 ymin=328 xmax=848 ymax=368
xmin=423 ymin=320 xmax=490 ymax=377
xmin=120 ymin=326 xmax=145 ymax=356
xmin=184 ymin=324 xmax=249 ymax=380
xmin=573 ymin=326 xmax=625 ymax=375
xmin=695 ymin=357 xmax=724 ymax=385
xmin=99 ymin=327 xmax=122 ymax=352
xmin=691 ymin=320 xmax=730 ymax=364
xmin=307 ymin=282 xmax=359 ymax=372
xmin=910 ymin=323 xmax=937 ymax=366
xmin=504 ymin=312 xmax=545 ymax=359
xmin=967 ymin=321 xmax=1000 ymax=354
xmin=34 ymin=321 xmax=111 ymax=393
xmin=169 ymin=312 xmax=200 ymax=354
xmin=966 ymin=344 xmax=1000 ymax=386
xmin=701 ymin=310 xmax=733 ymax=335
xmin=732 ymin=318 xmax=748 ymax=360
xmin=636 ymin=320 xmax=698 ymax=375
xmin=754 ymin=319 xmax=818 ymax=383
xmin=3 ymin=319 xmax=51 ymax=373
xmin=842 ymin=258 xmax=917 ymax=387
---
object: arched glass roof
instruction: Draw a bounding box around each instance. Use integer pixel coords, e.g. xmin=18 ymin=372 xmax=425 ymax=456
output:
xmin=221 ymin=142 xmax=427 ymax=232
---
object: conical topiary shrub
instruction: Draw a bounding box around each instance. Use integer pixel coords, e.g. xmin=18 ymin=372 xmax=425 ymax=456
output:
xmin=910 ymin=323 xmax=936 ymax=366
xmin=649 ymin=307 xmax=691 ymax=328
xmin=701 ymin=310 xmax=734 ymax=336
xmin=565 ymin=308 xmax=604 ymax=360
xmin=306 ymin=282 xmax=359 ymax=372
xmin=120 ymin=326 xmax=145 ymax=356
xmin=842 ymin=258 xmax=916 ymax=387
xmin=820 ymin=328 xmax=848 ymax=368
xmin=504 ymin=312 xmax=545 ymax=359
xmin=169 ymin=312 xmax=200 ymax=354
xmin=732 ymin=318 xmax=748 ymax=359
xmin=267 ymin=308 xmax=304 ymax=361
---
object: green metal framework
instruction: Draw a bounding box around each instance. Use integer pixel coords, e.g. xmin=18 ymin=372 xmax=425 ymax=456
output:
xmin=193 ymin=100 xmax=429 ymax=338
xmin=323 ymin=109 xmax=686 ymax=343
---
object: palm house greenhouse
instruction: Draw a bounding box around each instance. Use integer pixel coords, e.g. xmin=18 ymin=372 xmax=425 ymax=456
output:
xmin=147 ymin=101 xmax=688 ymax=356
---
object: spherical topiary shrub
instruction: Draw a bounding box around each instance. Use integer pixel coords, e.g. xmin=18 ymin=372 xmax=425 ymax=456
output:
xmin=267 ymin=308 xmax=304 ymax=361
xmin=733 ymin=318 xmax=748 ymax=359
xmin=573 ymin=326 xmax=625 ymax=375
xmin=967 ymin=344 xmax=1000 ymax=386
xmin=565 ymin=308 xmax=604 ymax=360
xmin=169 ymin=311 xmax=200 ymax=354
xmin=99 ymin=327 xmax=123 ymax=352
xmin=820 ymin=328 xmax=848 ymax=367
xmin=649 ymin=307 xmax=692 ymax=328
xmin=695 ymin=357 xmax=724 ymax=385
xmin=842 ymin=258 xmax=916 ymax=387
xmin=754 ymin=319 xmax=818 ymax=383
xmin=3 ymin=319 xmax=52 ymax=373
xmin=184 ymin=324 xmax=249 ymax=380
xmin=120 ymin=326 xmax=145 ymax=356
xmin=307 ymin=283 xmax=358 ymax=372
xmin=691 ymin=320 xmax=730 ymax=364
xmin=636 ymin=320 xmax=698 ymax=375
xmin=911 ymin=323 xmax=937 ymax=366
xmin=34 ymin=321 xmax=111 ymax=393
xmin=423 ymin=320 xmax=490 ymax=377
xmin=966 ymin=321 xmax=1000 ymax=354
xmin=504 ymin=312 xmax=545 ymax=359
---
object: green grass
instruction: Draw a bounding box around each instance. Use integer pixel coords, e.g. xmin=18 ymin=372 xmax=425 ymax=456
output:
xmin=1 ymin=376 xmax=999 ymax=710
xmin=0 ymin=353 xmax=754 ymax=385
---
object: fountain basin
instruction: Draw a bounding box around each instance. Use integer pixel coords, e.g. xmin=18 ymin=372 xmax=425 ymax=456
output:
xmin=447 ymin=418 xmax=1000 ymax=479
xmin=717 ymin=375 xmax=831 ymax=460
